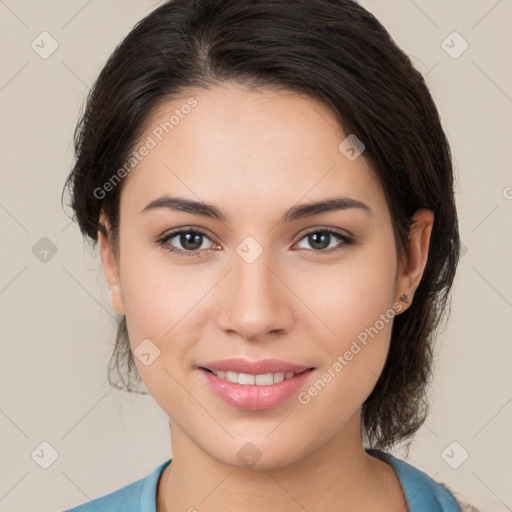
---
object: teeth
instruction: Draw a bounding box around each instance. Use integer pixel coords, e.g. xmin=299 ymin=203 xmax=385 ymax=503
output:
xmin=212 ymin=370 xmax=297 ymax=385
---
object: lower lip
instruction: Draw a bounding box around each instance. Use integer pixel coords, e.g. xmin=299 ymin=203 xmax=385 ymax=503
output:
xmin=199 ymin=368 xmax=315 ymax=410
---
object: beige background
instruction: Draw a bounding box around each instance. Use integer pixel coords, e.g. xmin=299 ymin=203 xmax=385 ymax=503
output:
xmin=1 ymin=1 xmax=511 ymax=511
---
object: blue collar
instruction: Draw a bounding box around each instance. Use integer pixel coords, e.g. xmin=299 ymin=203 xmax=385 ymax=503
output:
xmin=366 ymin=448 xmax=460 ymax=511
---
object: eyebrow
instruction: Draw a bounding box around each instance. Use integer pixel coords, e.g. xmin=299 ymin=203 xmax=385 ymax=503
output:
xmin=140 ymin=195 xmax=371 ymax=222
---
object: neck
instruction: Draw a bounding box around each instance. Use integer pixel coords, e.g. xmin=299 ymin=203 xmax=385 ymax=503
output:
xmin=157 ymin=411 xmax=408 ymax=512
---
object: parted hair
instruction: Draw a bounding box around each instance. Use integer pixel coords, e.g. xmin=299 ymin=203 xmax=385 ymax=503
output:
xmin=62 ymin=0 xmax=460 ymax=451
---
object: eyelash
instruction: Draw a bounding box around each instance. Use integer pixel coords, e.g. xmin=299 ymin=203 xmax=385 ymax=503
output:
xmin=156 ymin=227 xmax=354 ymax=258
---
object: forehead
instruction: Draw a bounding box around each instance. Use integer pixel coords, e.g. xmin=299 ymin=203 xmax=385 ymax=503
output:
xmin=120 ymin=84 xmax=387 ymax=222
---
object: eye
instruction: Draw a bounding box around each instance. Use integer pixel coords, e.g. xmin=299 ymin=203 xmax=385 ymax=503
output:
xmin=156 ymin=228 xmax=218 ymax=258
xmin=156 ymin=227 xmax=354 ymax=258
xmin=294 ymin=228 xmax=354 ymax=253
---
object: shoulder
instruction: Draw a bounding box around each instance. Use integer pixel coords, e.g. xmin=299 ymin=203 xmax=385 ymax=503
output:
xmin=61 ymin=459 xmax=172 ymax=512
xmin=366 ymin=449 xmax=481 ymax=512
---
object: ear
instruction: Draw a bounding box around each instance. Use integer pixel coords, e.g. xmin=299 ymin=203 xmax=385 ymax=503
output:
xmin=98 ymin=213 xmax=125 ymax=316
xmin=395 ymin=209 xmax=434 ymax=311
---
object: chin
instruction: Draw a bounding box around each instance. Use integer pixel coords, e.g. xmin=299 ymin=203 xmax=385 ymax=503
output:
xmin=209 ymin=440 xmax=306 ymax=472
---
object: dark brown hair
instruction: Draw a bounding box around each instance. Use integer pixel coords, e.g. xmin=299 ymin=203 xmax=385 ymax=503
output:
xmin=62 ymin=0 xmax=460 ymax=451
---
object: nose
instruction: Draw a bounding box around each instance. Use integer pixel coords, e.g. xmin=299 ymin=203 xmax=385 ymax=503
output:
xmin=216 ymin=249 xmax=294 ymax=342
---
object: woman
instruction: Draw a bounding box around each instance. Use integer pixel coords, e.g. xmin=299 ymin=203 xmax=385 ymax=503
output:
xmin=61 ymin=0 xmax=481 ymax=510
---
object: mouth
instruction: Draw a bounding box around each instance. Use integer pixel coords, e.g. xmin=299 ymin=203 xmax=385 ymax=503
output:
xmin=199 ymin=367 xmax=313 ymax=386
xmin=198 ymin=366 xmax=316 ymax=410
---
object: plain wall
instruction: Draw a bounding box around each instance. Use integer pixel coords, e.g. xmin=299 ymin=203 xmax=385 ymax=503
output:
xmin=0 ymin=1 xmax=511 ymax=510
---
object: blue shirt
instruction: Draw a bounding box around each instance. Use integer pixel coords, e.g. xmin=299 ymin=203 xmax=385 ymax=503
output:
xmin=63 ymin=448 xmax=463 ymax=511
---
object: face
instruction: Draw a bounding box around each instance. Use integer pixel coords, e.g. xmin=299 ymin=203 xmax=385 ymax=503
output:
xmin=99 ymin=83 xmax=432 ymax=469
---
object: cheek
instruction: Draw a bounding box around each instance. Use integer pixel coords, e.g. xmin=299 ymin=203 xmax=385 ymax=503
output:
xmin=117 ymin=249 xmax=202 ymax=410
xmin=293 ymin=238 xmax=398 ymax=403
xmin=117 ymin=241 xmax=214 ymax=389
xmin=299 ymin=238 xmax=398 ymax=348
xmin=118 ymin=237 xmax=198 ymax=341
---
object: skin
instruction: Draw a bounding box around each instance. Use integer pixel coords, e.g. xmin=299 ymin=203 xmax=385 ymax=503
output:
xmin=98 ymin=83 xmax=434 ymax=512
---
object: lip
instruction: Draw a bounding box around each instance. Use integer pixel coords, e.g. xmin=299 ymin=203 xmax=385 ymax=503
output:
xmin=198 ymin=358 xmax=315 ymax=411
xmin=199 ymin=358 xmax=313 ymax=375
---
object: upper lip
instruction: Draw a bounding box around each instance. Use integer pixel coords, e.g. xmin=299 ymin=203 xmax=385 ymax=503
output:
xmin=199 ymin=358 xmax=314 ymax=375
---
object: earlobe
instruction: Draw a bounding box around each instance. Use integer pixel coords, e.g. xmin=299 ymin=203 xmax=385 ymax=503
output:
xmin=98 ymin=217 xmax=125 ymax=316
xmin=395 ymin=209 xmax=434 ymax=309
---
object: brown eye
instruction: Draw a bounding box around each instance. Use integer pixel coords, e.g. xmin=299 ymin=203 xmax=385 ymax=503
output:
xmin=295 ymin=229 xmax=353 ymax=253
xmin=157 ymin=228 xmax=216 ymax=257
